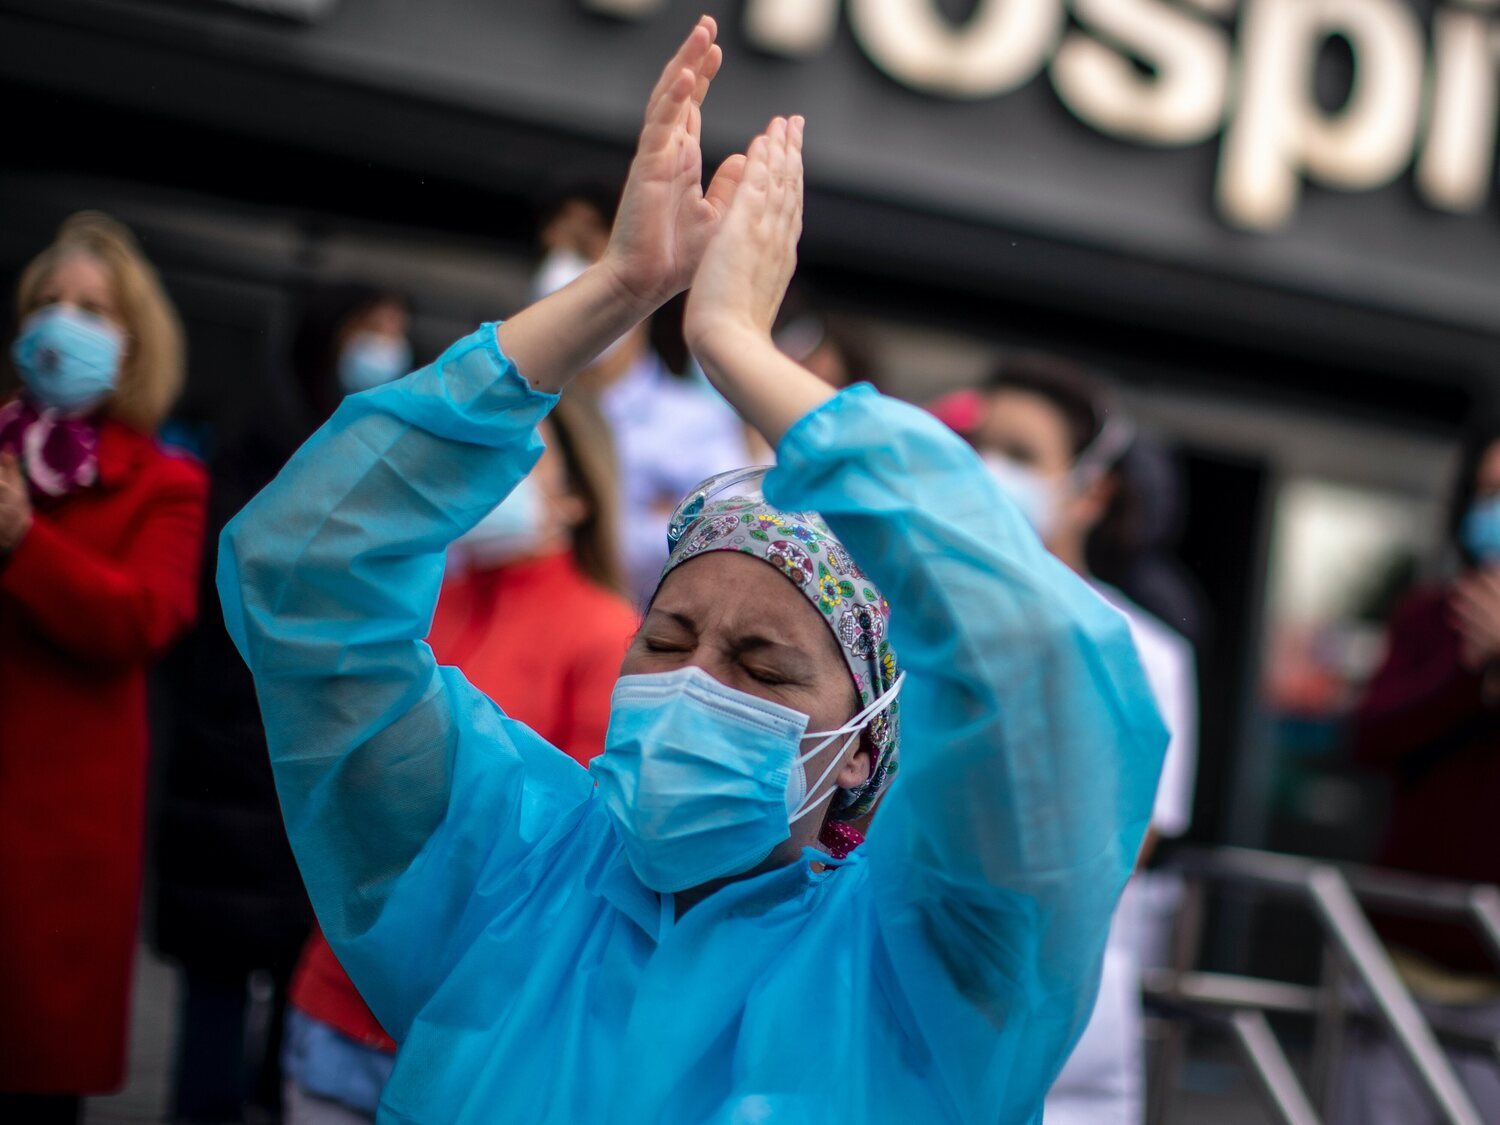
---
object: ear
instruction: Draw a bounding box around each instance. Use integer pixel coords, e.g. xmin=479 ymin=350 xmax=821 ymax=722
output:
xmin=553 ymin=489 xmax=589 ymax=531
xmin=1068 ymin=470 xmax=1118 ymax=535
xmin=836 ymin=734 xmax=873 ymax=791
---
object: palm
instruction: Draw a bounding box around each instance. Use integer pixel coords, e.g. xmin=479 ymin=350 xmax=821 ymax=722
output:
xmin=685 ymin=117 xmax=803 ymax=347
xmin=604 ymin=18 xmax=744 ymax=305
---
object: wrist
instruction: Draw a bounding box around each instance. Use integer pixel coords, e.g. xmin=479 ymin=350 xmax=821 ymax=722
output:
xmin=592 ymin=255 xmax=671 ymax=324
xmin=687 ymin=319 xmax=773 ymax=383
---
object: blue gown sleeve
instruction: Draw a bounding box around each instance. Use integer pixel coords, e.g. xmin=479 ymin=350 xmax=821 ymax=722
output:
xmin=217 ymin=326 xmax=595 ymax=1040
xmin=765 ymin=385 xmax=1168 ymax=1119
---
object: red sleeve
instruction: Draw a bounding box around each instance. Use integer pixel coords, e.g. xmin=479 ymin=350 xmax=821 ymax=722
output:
xmin=0 ymin=460 xmax=209 ymax=668
xmin=1351 ymin=589 xmax=1487 ymax=767
xmin=554 ymin=607 xmax=637 ymax=767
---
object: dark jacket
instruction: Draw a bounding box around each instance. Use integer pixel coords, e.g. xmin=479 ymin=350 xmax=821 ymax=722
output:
xmin=151 ymin=414 xmax=313 ymax=977
xmin=1352 ymin=584 xmax=1500 ymax=974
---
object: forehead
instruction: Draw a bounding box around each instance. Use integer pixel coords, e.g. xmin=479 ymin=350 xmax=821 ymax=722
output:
xmin=973 ymin=389 xmax=1076 ymax=472
xmin=40 ymin=252 xmax=112 ymax=297
xmin=653 ymin=551 xmax=838 ymax=648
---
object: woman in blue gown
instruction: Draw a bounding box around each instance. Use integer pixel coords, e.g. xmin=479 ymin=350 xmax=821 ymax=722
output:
xmin=217 ymin=18 xmax=1167 ymax=1123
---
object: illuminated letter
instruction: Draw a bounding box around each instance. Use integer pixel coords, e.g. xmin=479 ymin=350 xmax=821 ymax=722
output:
xmin=580 ymin=0 xmax=664 ymax=17
xmin=1417 ymin=4 xmax=1500 ymax=212
xmin=1219 ymin=0 xmax=1425 ymax=230
xmin=1052 ymin=0 xmax=1231 ymax=145
xmin=848 ymin=0 xmax=1066 ymax=99
xmin=745 ymin=0 xmax=842 ymax=56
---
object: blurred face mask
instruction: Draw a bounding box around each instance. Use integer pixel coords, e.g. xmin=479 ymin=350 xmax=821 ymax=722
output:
xmin=983 ymin=452 xmax=1062 ymax=542
xmin=454 ymin=475 xmax=545 ymax=568
xmin=11 ymin=305 xmax=124 ymax=414
xmin=1462 ymin=496 xmax=1500 ymax=563
xmin=591 ymin=666 xmax=903 ymax=893
xmin=338 ymin=332 xmax=412 ymax=395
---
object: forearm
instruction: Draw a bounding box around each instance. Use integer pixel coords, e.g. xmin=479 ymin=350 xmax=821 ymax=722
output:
xmin=693 ymin=326 xmax=832 ymax=446
xmin=768 ymin=389 xmax=1164 ymax=1054
xmin=497 ymin=263 xmax=655 ymax=394
xmin=218 ymin=328 xmax=587 ymax=1007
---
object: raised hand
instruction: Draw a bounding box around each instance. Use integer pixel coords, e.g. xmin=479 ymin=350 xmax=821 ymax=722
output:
xmin=683 ymin=115 xmax=804 ymax=354
xmin=681 ymin=115 xmax=828 ymax=447
xmin=599 ymin=16 xmax=748 ymax=309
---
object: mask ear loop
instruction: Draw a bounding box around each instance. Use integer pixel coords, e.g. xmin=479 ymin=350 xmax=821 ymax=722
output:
xmin=789 ymin=672 xmax=906 ymax=825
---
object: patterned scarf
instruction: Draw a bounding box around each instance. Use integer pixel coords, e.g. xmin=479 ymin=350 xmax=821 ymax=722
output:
xmin=660 ymin=471 xmax=902 ymax=822
xmin=0 ymin=396 xmax=101 ymax=497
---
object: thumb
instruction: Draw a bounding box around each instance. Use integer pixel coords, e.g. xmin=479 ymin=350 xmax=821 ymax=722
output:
xmin=0 ymin=451 xmax=19 ymax=487
xmin=704 ymin=152 xmax=748 ymax=217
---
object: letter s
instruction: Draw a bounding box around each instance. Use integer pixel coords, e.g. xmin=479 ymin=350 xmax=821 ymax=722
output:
xmin=1051 ymin=0 xmax=1231 ymax=146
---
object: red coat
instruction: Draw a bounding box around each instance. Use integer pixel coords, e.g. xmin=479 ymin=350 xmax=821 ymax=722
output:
xmin=0 ymin=415 xmax=208 ymax=1093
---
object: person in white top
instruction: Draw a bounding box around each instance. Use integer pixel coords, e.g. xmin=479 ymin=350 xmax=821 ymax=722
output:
xmin=530 ymin=187 xmax=749 ymax=604
xmin=931 ymin=354 xmax=1199 ymax=1125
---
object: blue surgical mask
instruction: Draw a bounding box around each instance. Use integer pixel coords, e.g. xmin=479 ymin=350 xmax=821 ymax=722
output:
xmin=339 ymin=333 xmax=412 ymax=394
xmin=11 ymin=305 xmax=124 ymax=414
xmin=1462 ymin=496 xmax=1500 ymax=563
xmin=454 ymin=475 xmax=544 ymax=568
xmin=591 ymin=666 xmax=903 ymax=893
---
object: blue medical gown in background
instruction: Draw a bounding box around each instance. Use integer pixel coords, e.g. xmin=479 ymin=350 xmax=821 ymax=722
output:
xmin=218 ymin=325 xmax=1167 ymax=1124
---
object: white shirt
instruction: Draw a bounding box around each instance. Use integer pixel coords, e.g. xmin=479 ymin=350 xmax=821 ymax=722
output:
xmin=1046 ymin=583 xmax=1198 ymax=1124
xmin=1095 ymin=583 xmax=1199 ymax=840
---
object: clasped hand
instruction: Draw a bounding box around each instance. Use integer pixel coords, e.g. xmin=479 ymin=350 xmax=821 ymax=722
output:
xmin=601 ymin=16 xmax=805 ymax=356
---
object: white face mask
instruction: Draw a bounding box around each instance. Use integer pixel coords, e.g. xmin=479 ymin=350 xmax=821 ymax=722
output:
xmin=454 ymin=475 xmax=545 ymax=568
xmin=339 ymin=333 xmax=412 ymax=395
xmin=983 ymin=453 xmax=1063 ymax=542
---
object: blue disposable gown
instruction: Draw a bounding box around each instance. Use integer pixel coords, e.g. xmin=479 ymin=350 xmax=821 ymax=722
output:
xmin=219 ymin=325 xmax=1167 ymax=1124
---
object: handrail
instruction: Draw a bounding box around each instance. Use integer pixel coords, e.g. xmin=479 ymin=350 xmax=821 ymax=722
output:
xmin=1147 ymin=846 xmax=1489 ymax=1125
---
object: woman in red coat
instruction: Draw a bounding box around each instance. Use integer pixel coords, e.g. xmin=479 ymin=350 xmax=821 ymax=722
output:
xmin=0 ymin=213 xmax=208 ymax=1122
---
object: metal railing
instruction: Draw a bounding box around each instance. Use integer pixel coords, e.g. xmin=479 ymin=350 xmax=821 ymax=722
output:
xmin=1144 ymin=846 xmax=1500 ymax=1125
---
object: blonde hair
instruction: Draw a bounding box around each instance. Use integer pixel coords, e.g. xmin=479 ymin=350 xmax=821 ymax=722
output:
xmin=15 ymin=212 xmax=185 ymax=433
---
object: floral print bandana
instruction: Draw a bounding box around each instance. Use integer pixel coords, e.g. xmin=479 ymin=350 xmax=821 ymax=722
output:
xmin=660 ymin=467 xmax=901 ymax=821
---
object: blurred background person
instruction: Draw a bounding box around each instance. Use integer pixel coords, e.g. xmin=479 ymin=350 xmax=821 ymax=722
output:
xmin=1337 ymin=418 xmax=1500 ymax=1122
xmin=533 ymin=183 xmax=747 ymax=604
xmin=932 ymin=355 xmax=1199 ymax=1125
xmin=281 ymin=389 xmax=637 ymax=1124
xmin=0 ymin=212 xmax=208 ymax=1123
xmin=152 ymin=282 xmax=411 ymax=1125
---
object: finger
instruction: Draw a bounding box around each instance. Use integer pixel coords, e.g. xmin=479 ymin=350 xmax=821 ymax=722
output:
xmin=783 ymin=115 xmax=805 ymax=231
xmin=693 ymin=43 xmax=723 ymax=108
xmin=647 ymin=17 xmax=716 ymax=112
xmin=740 ymin=132 xmax=773 ymax=201
xmin=764 ymin=117 xmax=788 ymax=225
xmin=704 ymin=153 xmax=748 ymax=216
xmin=0 ymin=452 xmax=19 ymax=489
xmin=640 ymin=67 xmax=696 ymax=155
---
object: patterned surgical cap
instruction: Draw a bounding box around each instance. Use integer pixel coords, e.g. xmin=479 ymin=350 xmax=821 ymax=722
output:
xmin=659 ymin=468 xmax=901 ymax=820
